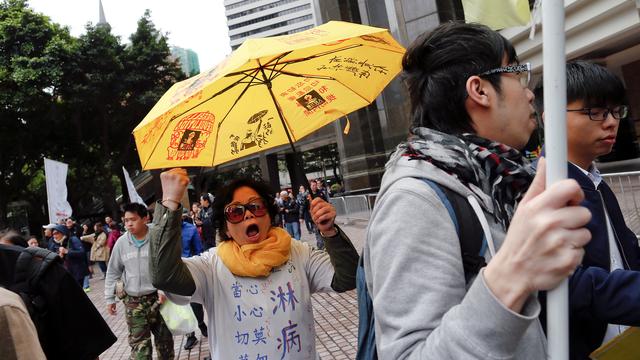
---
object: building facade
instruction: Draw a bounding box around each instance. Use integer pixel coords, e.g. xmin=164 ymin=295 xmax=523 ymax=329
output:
xmin=170 ymin=46 xmax=201 ymax=77
xmin=225 ymin=0 xmax=319 ymax=50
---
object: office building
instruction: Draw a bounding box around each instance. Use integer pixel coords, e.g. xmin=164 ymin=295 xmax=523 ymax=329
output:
xmin=170 ymin=46 xmax=201 ymax=77
xmin=225 ymin=0 xmax=318 ymax=50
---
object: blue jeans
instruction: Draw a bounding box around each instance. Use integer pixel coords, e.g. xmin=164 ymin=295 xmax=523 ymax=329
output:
xmin=303 ymin=210 xmax=314 ymax=233
xmin=314 ymin=229 xmax=324 ymax=250
xmin=285 ymin=221 xmax=301 ymax=240
xmin=83 ymin=251 xmax=91 ymax=289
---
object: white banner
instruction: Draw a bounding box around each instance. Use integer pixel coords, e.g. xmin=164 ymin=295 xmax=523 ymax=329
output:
xmin=123 ymin=167 xmax=147 ymax=206
xmin=44 ymin=158 xmax=73 ymax=224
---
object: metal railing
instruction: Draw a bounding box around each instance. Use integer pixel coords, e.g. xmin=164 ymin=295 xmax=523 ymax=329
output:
xmin=329 ymin=193 xmax=377 ymax=224
xmin=327 ymin=172 xmax=640 ymax=233
xmin=601 ymin=171 xmax=640 ymax=235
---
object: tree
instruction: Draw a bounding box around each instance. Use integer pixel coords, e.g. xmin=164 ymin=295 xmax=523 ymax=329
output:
xmin=117 ymin=10 xmax=185 ymax=206
xmin=51 ymin=10 xmax=184 ymax=219
xmin=301 ymin=143 xmax=341 ymax=180
xmin=0 ymin=0 xmax=76 ymax=228
xmin=1 ymin=3 xmax=187 ymax=230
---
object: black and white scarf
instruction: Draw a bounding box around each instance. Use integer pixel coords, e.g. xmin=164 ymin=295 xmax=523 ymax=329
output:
xmin=401 ymin=127 xmax=535 ymax=229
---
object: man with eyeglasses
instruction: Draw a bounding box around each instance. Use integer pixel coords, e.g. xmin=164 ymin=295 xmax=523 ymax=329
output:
xmin=534 ymin=60 xmax=640 ymax=359
xmin=362 ymin=22 xmax=591 ymax=359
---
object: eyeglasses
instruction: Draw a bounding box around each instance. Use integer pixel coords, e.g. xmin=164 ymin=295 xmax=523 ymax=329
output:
xmin=224 ymin=198 xmax=268 ymax=224
xmin=478 ymin=62 xmax=531 ymax=88
xmin=566 ymin=106 xmax=629 ymax=121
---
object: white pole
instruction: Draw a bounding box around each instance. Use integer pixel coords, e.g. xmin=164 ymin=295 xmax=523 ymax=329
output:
xmin=542 ymin=0 xmax=568 ymax=359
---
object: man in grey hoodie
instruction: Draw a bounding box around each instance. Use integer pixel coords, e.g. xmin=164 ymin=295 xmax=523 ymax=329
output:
xmin=105 ymin=203 xmax=174 ymax=359
xmin=364 ymin=22 xmax=592 ymax=359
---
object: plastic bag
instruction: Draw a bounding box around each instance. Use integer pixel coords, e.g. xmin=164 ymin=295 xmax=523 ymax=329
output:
xmin=159 ymin=299 xmax=198 ymax=335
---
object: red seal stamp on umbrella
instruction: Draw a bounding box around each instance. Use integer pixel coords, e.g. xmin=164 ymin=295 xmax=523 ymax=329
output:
xmin=167 ymin=112 xmax=215 ymax=161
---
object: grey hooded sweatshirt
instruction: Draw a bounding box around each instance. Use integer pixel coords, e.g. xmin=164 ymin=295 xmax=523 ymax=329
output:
xmin=364 ymin=148 xmax=547 ymax=359
xmin=104 ymin=231 xmax=157 ymax=304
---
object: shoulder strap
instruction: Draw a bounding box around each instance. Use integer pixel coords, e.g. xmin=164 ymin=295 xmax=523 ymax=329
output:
xmin=356 ymin=179 xmax=487 ymax=360
xmin=14 ymin=247 xmax=61 ymax=293
xmin=421 ymin=179 xmax=487 ymax=283
xmin=11 ymin=247 xmax=61 ymax=340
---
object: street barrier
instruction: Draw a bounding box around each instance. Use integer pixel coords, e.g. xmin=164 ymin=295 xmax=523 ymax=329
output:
xmin=602 ymin=171 xmax=640 ymax=236
xmin=329 ymin=194 xmax=377 ymax=224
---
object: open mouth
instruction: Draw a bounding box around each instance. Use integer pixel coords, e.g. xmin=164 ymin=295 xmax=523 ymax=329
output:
xmin=246 ymin=224 xmax=259 ymax=238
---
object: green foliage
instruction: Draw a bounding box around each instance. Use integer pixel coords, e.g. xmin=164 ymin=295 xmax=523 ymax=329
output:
xmin=301 ymin=143 xmax=341 ymax=177
xmin=0 ymin=2 xmax=186 ymax=230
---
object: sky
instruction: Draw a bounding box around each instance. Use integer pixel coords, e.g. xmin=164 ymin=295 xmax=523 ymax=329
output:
xmin=28 ymin=0 xmax=232 ymax=72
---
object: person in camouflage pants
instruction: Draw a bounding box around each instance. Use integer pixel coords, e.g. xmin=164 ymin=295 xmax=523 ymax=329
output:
xmin=124 ymin=293 xmax=174 ymax=360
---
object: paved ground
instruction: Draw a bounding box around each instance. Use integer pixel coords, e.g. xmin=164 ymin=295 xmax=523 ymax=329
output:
xmin=89 ymin=218 xmax=367 ymax=359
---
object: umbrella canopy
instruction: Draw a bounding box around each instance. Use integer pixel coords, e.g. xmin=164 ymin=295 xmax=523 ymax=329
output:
xmin=133 ymin=21 xmax=405 ymax=170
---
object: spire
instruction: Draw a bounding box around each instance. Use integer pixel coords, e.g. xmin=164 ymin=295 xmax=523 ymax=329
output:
xmin=98 ymin=0 xmax=107 ymax=25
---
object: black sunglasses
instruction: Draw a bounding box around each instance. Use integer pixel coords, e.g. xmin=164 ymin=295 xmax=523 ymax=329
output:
xmin=224 ymin=198 xmax=268 ymax=224
xmin=566 ymin=106 xmax=629 ymax=121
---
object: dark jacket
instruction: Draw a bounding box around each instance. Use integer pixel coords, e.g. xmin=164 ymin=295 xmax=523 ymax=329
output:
xmin=281 ymin=198 xmax=300 ymax=223
xmin=296 ymin=191 xmax=309 ymax=217
xmin=566 ymin=163 xmax=640 ymax=359
xmin=48 ymin=235 xmax=88 ymax=282
xmin=199 ymin=205 xmax=215 ymax=249
xmin=181 ymin=220 xmax=203 ymax=258
xmin=0 ymin=244 xmax=116 ymax=359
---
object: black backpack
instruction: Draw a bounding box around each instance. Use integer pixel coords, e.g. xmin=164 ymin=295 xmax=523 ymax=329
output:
xmin=11 ymin=246 xmax=62 ymax=338
xmin=356 ymin=179 xmax=487 ymax=359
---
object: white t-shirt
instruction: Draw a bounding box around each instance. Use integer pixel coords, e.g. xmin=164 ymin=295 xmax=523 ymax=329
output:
xmin=168 ymin=239 xmax=335 ymax=360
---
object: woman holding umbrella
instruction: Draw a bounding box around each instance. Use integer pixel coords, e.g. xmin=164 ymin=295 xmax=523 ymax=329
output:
xmin=149 ymin=168 xmax=359 ymax=360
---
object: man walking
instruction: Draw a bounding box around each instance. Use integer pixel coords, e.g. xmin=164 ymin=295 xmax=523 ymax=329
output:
xmin=363 ymin=22 xmax=591 ymax=359
xmin=280 ymin=190 xmax=301 ymax=240
xmin=309 ymin=180 xmax=329 ymax=249
xmin=196 ymin=193 xmax=215 ymax=249
xmin=297 ymin=185 xmax=313 ymax=234
xmin=534 ymin=61 xmax=640 ymax=359
xmin=105 ymin=203 xmax=174 ymax=359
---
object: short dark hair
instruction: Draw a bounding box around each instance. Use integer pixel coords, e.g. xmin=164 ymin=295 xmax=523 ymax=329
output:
xmin=200 ymin=193 xmax=213 ymax=203
xmin=402 ymin=22 xmax=518 ymax=135
xmin=213 ymin=178 xmax=278 ymax=241
xmin=123 ymin=203 xmax=148 ymax=218
xmin=533 ymin=60 xmax=626 ymax=113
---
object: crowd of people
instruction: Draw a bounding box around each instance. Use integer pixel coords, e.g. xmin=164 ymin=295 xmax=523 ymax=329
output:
xmin=1 ymin=22 xmax=639 ymax=360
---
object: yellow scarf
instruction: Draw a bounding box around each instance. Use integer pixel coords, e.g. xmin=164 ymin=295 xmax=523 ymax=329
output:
xmin=217 ymin=227 xmax=291 ymax=277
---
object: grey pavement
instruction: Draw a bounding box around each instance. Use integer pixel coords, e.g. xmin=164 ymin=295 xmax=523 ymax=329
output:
xmin=89 ymin=217 xmax=367 ymax=359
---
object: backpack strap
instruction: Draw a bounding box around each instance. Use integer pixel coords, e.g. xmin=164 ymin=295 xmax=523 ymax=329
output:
xmin=15 ymin=247 xmax=60 ymax=288
xmin=11 ymin=247 xmax=61 ymax=338
xmin=356 ymin=256 xmax=376 ymax=360
xmin=356 ymin=178 xmax=489 ymax=360
xmin=421 ymin=179 xmax=487 ymax=283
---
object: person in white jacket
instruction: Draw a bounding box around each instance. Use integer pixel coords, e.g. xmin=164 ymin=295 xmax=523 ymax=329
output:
xmin=364 ymin=22 xmax=592 ymax=359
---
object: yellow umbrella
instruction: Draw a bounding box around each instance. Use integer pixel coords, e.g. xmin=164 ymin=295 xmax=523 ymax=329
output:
xmin=133 ymin=21 xmax=405 ymax=170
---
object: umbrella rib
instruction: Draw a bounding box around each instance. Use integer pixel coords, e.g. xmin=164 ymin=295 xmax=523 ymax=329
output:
xmin=211 ymin=68 xmax=262 ymax=167
xmin=266 ymin=44 xmax=364 ymax=68
xmin=276 ymin=69 xmax=374 ymax=104
xmin=258 ymin=59 xmax=298 ymax=154
xmin=265 ymin=52 xmax=291 ymax=81
xmin=169 ymin=71 xmax=257 ymax=123
xmin=226 ymin=45 xmax=362 ymax=78
xmin=141 ymin=70 xmax=258 ymax=169
xmin=225 ymin=52 xmax=291 ymax=79
xmin=272 ymin=70 xmax=337 ymax=81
